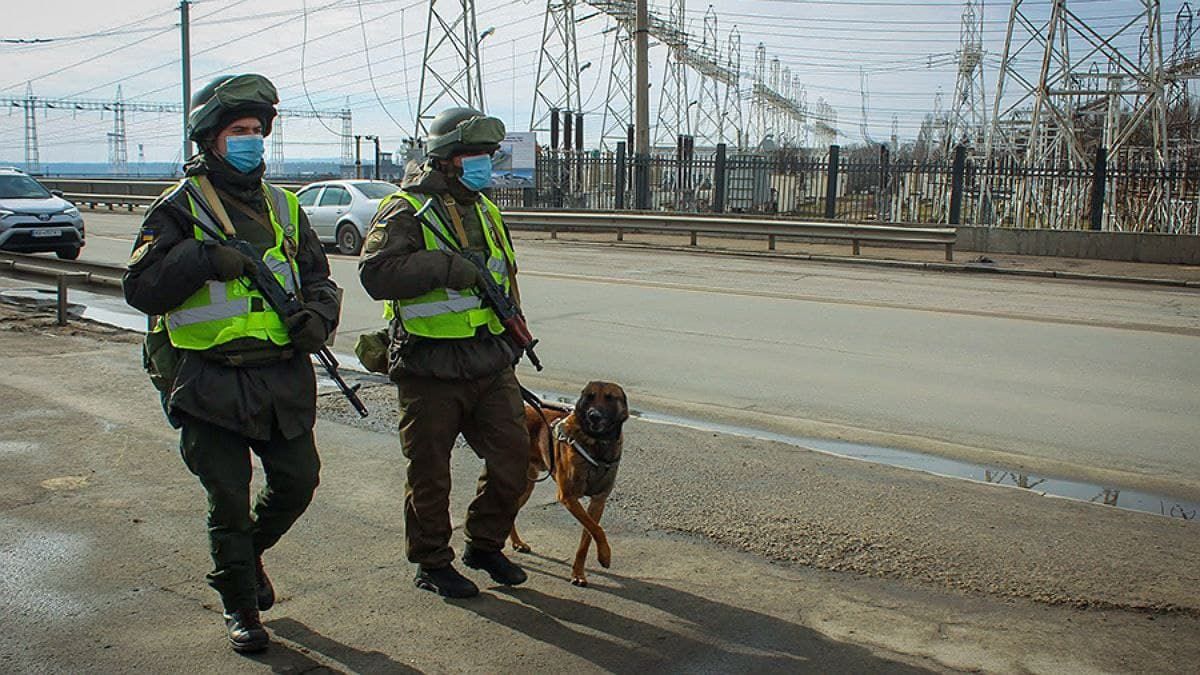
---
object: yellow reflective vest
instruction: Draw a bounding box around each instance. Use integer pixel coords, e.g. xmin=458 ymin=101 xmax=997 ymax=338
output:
xmin=379 ymin=192 xmax=516 ymax=339
xmin=163 ymin=177 xmax=302 ymax=350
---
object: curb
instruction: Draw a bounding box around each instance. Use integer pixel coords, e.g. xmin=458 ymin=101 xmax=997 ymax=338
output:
xmin=543 ymin=237 xmax=1200 ymax=290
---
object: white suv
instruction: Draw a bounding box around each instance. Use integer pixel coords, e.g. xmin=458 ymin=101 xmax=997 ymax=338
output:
xmin=0 ymin=168 xmax=86 ymax=259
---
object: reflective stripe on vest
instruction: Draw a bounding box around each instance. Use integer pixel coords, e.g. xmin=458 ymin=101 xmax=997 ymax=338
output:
xmin=381 ymin=192 xmax=515 ymax=339
xmin=163 ymin=178 xmax=302 ymax=350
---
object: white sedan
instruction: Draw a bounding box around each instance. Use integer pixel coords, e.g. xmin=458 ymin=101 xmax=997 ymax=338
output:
xmin=295 ymin=180 xmax=398 ymax=255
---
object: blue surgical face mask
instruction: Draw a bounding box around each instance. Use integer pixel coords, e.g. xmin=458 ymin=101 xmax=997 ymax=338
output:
xmin=458 ymin=154 xmax=493 ymax=191
xmin=223 ymin=134 xmax=265 ymax=173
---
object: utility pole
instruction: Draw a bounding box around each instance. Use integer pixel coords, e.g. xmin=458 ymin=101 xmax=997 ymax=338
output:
xmin=365 ymin=135 xmax=381 ymax=179
xmin=180 ymin=0 xmax=192 ymax=166
xmin=355 ymin=135 xmax=363 ymax=179
xmin=634 ymin=0 xmax=649 ymax=208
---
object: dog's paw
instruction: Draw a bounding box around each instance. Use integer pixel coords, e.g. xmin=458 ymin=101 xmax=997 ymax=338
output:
xmin=571 ymin=576 xmax=588 ymax=587
xmin=512 ymin=542 xmax=532 ymax=553
xmin=597 ymin=541 xmax=612 ymax=568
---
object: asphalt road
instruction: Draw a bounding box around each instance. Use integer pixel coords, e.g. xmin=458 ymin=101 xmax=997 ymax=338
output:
xmin=78 ymin=211 xmax=1200 ymax=496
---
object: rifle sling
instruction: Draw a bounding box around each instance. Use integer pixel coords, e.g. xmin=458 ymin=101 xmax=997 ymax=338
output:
xmin=195 ymin=176 xmax=236 ymax=237
xmin=439 ymin=195 xmax=472 ymax=248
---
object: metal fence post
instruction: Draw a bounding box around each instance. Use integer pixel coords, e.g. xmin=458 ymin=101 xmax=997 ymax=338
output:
xmin=824 ymin=144 xmax=840 ymax=220
xmin=949 ymin=144 xmax=967 ymax=225
xmin=877 ymin=144 xmax=890 ymax=223
xmin=634 ymin=154 xmax=650 ymax=210
xmin=615 ymin=142 xmax=627 ymax=210
xmin=713 ymin=143 xmax=727 ymax=213
xmin=1090 ymin=146 xmax=1108 ymax=231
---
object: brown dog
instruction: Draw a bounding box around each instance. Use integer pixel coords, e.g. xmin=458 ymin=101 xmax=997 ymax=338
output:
xmin=509 ymin=381 xmax=629 ymax=586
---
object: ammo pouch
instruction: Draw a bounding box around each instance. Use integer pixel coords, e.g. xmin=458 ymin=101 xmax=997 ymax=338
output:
xmin=354 ymin=327 xmax=391 ymax=374
xmin=142 ymin=322 xmax=181 ymax=394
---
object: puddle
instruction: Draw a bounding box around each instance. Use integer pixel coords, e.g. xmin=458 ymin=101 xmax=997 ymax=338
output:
xmin=0 ymin=287 xmax=146 ymax=331
xmin=634 ymin=409 xmax=1200 ymax=523
xmin=14 ymin=288 xmax=1198 ymax=523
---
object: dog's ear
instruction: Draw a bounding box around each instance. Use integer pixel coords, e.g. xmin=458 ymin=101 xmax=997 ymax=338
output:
xmin=575 ymin=383 xmax=596 ymax=413
xmin=615 ymin=386 xmax=629 ymax=423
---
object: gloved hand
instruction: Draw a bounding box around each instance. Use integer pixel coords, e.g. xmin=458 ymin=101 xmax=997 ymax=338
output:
xmin=285 ymin=309 xmax=329 ymax=353
xmin=445 ymin=253 xmax=486 ymax=290
xmin=208 ymin=246 xmax=258 ymax=282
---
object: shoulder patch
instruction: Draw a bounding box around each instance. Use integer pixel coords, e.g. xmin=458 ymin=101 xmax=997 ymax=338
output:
xmin=128 ymin=242 xmax=152 ymax=267
xmin=363 ymin=228 xmax=388 ymax=254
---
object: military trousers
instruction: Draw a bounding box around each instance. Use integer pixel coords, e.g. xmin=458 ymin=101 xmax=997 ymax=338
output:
xmin=396 ymin=367 xmax=528 ymax=568
xmin=179 ymin=416 xmax=321 ymax=611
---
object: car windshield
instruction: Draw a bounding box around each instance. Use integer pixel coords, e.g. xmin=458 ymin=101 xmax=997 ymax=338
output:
xmin=0 ymin=175 xmax=52 ymax=200
xmin=353 ymin=182 xmax=397 ymax=200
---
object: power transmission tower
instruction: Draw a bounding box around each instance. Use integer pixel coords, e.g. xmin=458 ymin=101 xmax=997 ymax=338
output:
xmin=1169 ymin=3 xmax=1198 ymax=156
xmin=23 ymin=83 xmax=39 ymax=174
xmin=986 ymin=0 xmax=1168 ymax=168
xmin=860 ymin=67 xmax=877 ymax=145
xmin=691 ymin=7 xmax=722 ymax=145
xmin=107 ymin=85 xmax=129 ymax=174
xmin=340 ymin=103 xmax=354 ymax=176
xmin=1 ymin=90 xmax=348 ymax=175
xmin=591 ymin=2 xmax=636 ymax=149
xmin=750 ymin=45 xmax=811 ymax=149
xmin=724 ymin=26 xmax=744 ymax=149
xmin=270 ymin=115 xmax=285 ymax=176
xmin=655 ymin=0 xmax=690 ymax=146
xmin=415 ymin=0 xmax=485 ymax=138
xmin=599 ymin=20 xmax=634 ymax=150
xmin=530 ymin=0 xmax=582 ymax=133
xmin=946 ymin=0 xmax=987 ymax=154
xmin=752 ymin=45 xmax=772 ymax=147
xmin=813 ymin=98 xmax=837 ymax=147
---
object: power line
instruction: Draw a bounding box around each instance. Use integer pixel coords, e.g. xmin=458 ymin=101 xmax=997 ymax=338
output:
xmin=356 ymin=0 xmax=413 ymax=138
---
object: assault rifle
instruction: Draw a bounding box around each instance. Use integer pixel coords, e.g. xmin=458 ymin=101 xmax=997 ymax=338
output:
xmin=413 ymin=198 xmax=543 ymax=371
xmin=168 ymin=183 xmax=369 ymax=417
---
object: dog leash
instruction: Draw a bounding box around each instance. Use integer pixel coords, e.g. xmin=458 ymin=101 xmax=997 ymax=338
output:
xmin=519 ymin=383 xmax=561 ymax=483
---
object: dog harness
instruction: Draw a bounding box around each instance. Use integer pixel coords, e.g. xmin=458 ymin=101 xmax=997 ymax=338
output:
xmin=551 ymin=418 xmax=620 ymax=497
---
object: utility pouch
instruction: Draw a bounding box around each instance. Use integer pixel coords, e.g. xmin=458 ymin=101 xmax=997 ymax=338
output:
xmin=142 ymin=320 xmax=181 ymax=393
xmin=354 ymin=328 xmax=391 ymax=374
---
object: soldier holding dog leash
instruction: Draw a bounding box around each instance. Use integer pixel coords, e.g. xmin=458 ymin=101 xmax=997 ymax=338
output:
xmin=358 ymin=107 xmax=532 ymax=598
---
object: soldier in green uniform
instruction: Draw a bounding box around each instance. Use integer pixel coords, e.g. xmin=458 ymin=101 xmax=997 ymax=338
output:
xmin=123 ymin=74 xmax=340 ymax=653
xmin=359 ymin=107 xmax=529 ymax=598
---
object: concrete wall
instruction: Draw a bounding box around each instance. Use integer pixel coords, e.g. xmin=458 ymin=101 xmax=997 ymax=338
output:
xmin=955 ymin=226 xmax=1200 ymax=265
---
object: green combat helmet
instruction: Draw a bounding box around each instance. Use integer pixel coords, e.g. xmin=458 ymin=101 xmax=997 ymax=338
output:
xmin=188 ymin=74 xmax=279 ymax=142
xmin=424 ymin=107 xmax=506 ymax=159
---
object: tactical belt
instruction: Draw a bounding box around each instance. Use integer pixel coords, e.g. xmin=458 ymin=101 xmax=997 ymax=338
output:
xmin=198 ymin=345 xmax=295 ymax=367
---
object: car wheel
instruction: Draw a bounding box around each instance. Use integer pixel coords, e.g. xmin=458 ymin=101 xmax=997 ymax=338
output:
xmin=336 ymin=222 xmax=363 ymax=256
xmin=56 ymin=247 xmax=81 ymax=261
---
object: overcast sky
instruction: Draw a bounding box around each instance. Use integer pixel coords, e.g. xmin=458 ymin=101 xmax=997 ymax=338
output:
xmin=0 ymin=0 xmax=1182 ymax=165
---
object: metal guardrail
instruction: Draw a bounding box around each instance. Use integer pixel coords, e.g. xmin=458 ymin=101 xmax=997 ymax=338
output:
xmin=504 ymin=209 xmax=957 ymax=261
xmin=39 ymin=178 xmax=957 ymax=260
xmin=0 ymin=251 xmax=124 ymax=286
xmin=0 ymin=252 xmax=124 ymax=325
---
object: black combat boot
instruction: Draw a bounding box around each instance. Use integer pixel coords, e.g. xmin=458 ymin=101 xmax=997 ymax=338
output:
xmin=255 ymin=556 xmax=275 ymax=611
xmin=414 ymin=564 xmax=479 ymax=598
xmin=462 ymin=546 xmax=528 ymax=586
xmin=224 ymin=607 xmax=269 ymax=653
